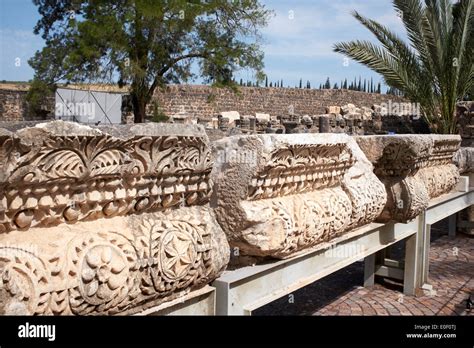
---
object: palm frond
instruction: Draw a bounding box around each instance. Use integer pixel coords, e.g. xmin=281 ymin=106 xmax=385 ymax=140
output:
xmin=333 ymin=0 xmax=474 ymax=134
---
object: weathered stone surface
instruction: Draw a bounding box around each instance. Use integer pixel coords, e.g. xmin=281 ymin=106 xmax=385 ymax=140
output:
xmin=454 ymin=145 xmax=474 ymax=235
xmin=453 ymin=146 xmax=474 ymax=173
xmin=211 ymin=133 xmax=386 ymax=258
xmin=356 ymin=135 xmax=461 ymax=222
xmin=255 ymin=113 xmax=270 ymax=121
xmin=326 ymin=106 xmax=341 ymax=115
xmin=219 ymin=111 xmax=240 ymax=125
xmin=0 ymin=121 xmax=229 ymax=315
xmin=0 ymin=207 xmax=228 ymax=315
xmin=0 ymin=121 xmax=213 ymax=232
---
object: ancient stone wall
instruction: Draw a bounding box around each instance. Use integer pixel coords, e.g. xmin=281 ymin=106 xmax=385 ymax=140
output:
xmin=0 ymin=88 xmax=54 ymax=122
xmin=152 ymin=85 xmax=406 ymax=119
xmin=0 ymin=84 xmax=405 ymax=122
xmin=0 ymin=89 xmax=28 ymax=122
xmin=457 ymin=101 xmax=474 ymax=146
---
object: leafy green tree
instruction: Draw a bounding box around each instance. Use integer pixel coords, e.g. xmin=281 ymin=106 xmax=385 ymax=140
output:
xmin=334 ymin=0 xmax=473 ymax=133
xmin=28 ymin=0 xmax=271 ymax=122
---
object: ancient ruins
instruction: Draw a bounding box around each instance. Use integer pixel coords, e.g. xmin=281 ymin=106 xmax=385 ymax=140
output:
xmin=211 ymin=134 xmax=386 ymax=258
xmin=0 ymin=120 xmax=467 ymax=315
xmin=0 ymin=121 xmax=229 ymax=314
xmin=356 ymin=135 xmax=461 ymax=222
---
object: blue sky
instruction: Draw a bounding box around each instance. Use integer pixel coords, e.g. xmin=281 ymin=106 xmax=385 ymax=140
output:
xmin=0 ymin=0 xmax=406 ymax=89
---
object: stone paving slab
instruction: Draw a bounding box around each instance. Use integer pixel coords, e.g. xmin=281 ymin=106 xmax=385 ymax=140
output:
xmin=256 ymin=222 xmax=473 ymax=316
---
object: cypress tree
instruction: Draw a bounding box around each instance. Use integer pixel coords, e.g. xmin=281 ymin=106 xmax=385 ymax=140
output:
xmin=324 ymin=77 xmax=331 ymax=89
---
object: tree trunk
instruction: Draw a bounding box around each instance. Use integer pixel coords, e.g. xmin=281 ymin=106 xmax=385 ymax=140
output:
xmin=131 ymin=93 xmax=147 ymax=123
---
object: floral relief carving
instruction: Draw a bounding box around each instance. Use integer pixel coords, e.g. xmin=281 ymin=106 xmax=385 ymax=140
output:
xmin=356 ymin=135 xmax=461 ymax=222
xmin=0 ymin=123 xmax=213 ymax=233
xmin=212 ymin=134 xmax=386 ymax=258
xmin=0 ymin=207 xmax=227 ymax=315
xmin=0 ymin=122 xmax=228 ymax=315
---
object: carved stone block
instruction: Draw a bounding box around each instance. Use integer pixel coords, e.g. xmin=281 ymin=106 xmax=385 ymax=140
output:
xmin=356 ymin=135 xmax=461 ymax=222
xmin=0 ymin=121 xmax=229 ymax=315
xmin=0 ymin=121 xmax=213 ymax=232
xmin=211 ymin=134 xmax=386 ymax=258
xmin=454 ymin=146 xmax=474 ymax=174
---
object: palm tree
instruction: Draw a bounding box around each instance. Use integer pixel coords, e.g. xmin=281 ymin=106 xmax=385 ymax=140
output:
xmin=334 ymin=0 xmax=473 ymax=134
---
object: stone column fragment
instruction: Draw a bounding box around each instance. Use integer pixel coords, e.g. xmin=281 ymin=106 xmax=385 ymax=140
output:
xmin=211 ymin=133 xmax=386 ymax=258
xmin=356 ymin=135 xmax=461 ymax=222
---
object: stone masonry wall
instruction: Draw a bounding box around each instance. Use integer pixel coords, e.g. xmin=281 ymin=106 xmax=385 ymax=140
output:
xmin=0 ymin=89 xmax=29 ymax=122
xmin=0 ymin=87 xmax=55 ymax=122
xmin=1 ymin=84 xmax=406 ymax=122
xmin=152 ymin=85 xmax=406 ymax=119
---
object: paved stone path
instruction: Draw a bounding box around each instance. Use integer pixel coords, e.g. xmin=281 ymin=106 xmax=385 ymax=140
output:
xmin=256 ymin=223 xmax=473 ymax=316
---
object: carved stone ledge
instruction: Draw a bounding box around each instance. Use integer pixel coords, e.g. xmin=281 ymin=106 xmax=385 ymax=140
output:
xmin=0 ymin=121 xmax=229 ymax=315
xmin=0 ymin=206 xmax=228 ymax=315
xmin=211 ymin=134 xmax=386 ymax=258
xmin=356 ymin=135 xmax=461 ymax=222
xmin=0 ymin=121 xmax=213 ymax=232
